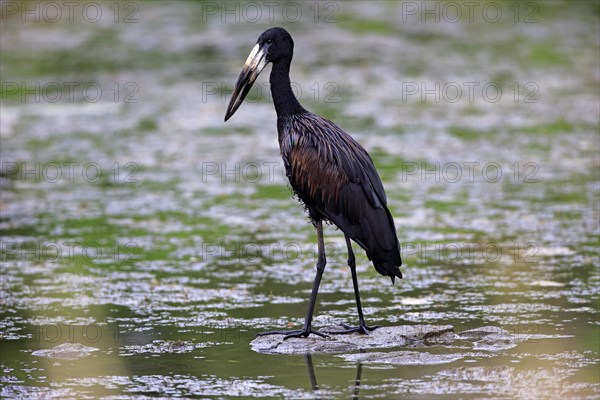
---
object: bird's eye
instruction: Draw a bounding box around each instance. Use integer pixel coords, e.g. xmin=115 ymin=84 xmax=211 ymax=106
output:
xmin=266 ymin=39 xmax=273 ymax=45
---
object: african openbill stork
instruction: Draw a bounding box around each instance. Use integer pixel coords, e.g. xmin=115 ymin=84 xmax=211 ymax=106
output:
xmin=224 ymin=27 xmax=402 ymax=339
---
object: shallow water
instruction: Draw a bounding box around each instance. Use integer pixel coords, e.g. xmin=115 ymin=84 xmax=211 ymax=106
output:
xmin=1 ymin=1 xmax=599 ymax=398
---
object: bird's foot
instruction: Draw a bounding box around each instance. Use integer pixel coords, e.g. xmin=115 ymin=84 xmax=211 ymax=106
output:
xmin=256 ymin=329 xmax=330 ymax=340
xmin=327 ymin=323 xmax=381 ymax=335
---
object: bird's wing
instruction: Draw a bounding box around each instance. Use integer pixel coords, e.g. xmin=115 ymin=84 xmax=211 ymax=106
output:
xmin=281 ymin=113 xmax=388 ymax=223
xmin=284 ymin=114 xmax=386 ymax=213
xmin=333 ymin=128 xmax=387 ymax=208
xmin=281 ymin=113 xmax=402 ymax=278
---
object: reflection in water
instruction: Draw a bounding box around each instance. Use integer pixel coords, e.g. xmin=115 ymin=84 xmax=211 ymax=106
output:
xmin=304 ymin=354 xmax=320 ymax=398
xmin=303 ymin=354 xmax=363 ymax=400
xmin=353 ymin=362 xmax=362 ymax=400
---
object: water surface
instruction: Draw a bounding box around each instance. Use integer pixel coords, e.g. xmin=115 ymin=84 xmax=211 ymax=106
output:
xmin=1 ymin=1 xmax=598 ymax=398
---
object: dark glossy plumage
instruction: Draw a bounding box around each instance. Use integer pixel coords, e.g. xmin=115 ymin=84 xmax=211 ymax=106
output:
xmin=225 ymin=27 xmax=402 ymax=338
xmin=279 ymin=112 xmax=402 ymax=282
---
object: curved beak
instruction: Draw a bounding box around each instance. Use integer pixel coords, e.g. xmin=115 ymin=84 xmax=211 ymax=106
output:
xmin=224 ymin=43 xmax=269 ymax=122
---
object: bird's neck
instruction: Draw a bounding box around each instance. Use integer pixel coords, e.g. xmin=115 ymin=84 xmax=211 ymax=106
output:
xmin=270 ymin=61 xmax=306 ymax=118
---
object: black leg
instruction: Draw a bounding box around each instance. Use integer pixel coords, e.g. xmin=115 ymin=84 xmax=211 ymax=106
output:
xmin=328 ymin=235 xmax=380 ymax=335
xmin=257 ymin=220 xmax=329 ymax=340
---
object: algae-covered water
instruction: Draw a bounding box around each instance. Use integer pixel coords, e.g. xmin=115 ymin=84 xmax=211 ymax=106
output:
xmin=1 ymin=1 xmax=599 ymax=398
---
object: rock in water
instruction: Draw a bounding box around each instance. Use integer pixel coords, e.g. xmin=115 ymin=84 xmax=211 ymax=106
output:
xmin=32 ymin=342 xmax=99 ymax=360
xmin=251 ymin=325 xmax=455 ymax=355
xmin=250 ymin=324 xmax=567 ymax=355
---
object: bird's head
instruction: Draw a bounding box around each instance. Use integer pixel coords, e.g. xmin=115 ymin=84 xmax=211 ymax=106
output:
xmin=224 ymin=27 xmax=294 ymax=122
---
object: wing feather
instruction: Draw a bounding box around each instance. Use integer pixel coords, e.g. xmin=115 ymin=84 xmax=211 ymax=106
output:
xmin=279 ymin=113 xmax=402 ymax=279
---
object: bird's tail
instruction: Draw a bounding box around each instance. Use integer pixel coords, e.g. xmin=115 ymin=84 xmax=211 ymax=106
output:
xmin=373 ymin=261 xmax=402 ymax=284
xmin=347 ymin=207 xmax=403 ymax=284
xmin=364 ymin=207 xmax=403 ymax=284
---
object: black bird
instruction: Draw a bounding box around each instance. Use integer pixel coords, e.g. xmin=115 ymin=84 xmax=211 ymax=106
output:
xmin=224 ymin=27 xmax=402 ymax=339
